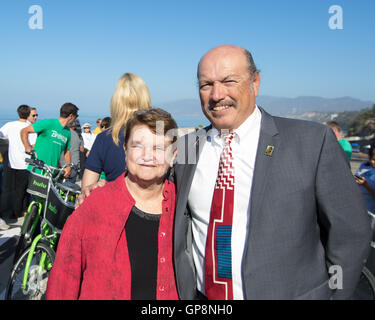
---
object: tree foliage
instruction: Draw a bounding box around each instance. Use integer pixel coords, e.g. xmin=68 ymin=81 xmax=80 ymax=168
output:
xmin=347 ymin=104 xmax=375 ymax=137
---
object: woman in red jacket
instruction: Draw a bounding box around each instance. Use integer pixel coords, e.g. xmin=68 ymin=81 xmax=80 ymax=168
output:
xmin=46 ymin=108 xmax=179 ymax=300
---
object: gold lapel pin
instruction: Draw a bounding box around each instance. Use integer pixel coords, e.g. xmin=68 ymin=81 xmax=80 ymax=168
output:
xmin=265 ymin=145 xmax=274 ymax=157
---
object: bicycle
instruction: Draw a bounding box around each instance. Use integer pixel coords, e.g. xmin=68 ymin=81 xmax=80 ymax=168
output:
xmin=12 ymin=154 xmax=71 ymax=264
xmin=6 ymin=155 xmax=81 ymax=300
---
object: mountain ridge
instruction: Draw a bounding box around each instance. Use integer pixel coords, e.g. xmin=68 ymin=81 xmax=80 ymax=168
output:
xmin=157 ymin=95 xmax=374 ymax=117
xmin=2 ymin=96 xmax=373 ymax=120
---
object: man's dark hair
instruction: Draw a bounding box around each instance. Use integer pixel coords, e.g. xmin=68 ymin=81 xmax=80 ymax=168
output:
xmin=17 ymin=104 xmax=31 ymax=119
xmin=101 ymin=117 xmax=112 ymax=130
xmin=60 ymin=102 xmax=79 ymax=118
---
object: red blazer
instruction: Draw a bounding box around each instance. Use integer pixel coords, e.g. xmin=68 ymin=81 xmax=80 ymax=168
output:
xmin=46 ymin=173 xmax=178 ymax=300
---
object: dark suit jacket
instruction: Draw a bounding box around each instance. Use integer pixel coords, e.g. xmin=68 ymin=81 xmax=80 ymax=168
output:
xmin=173 ymin=107 xmax=372 ymax=299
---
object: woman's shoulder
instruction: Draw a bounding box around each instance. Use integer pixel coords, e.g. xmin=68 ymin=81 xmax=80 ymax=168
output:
xmin=69 ymin=181 xmax=121 ymax=225
xmin=85 ymin=175 xmax=129 ymax=206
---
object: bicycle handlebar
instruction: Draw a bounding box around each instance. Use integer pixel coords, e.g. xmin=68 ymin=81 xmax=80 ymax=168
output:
xmin=25 ymin=152 xmax=77 ymax=182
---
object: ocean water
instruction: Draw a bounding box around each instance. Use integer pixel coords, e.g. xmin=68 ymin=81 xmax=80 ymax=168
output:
xmin=0 ymin=115 xmax=208 ymax=130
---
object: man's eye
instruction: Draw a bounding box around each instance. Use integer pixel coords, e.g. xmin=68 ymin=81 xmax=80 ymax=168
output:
xmin=200 ymin=83 xmax=211 ymax=89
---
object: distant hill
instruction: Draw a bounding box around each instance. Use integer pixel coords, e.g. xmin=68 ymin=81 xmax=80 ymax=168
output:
xmin=257 ymin=95 xmax=374 ymax=116
xmin=157 ymin=96 xmax=374 ymax=118
xmin=2 ymin=96 xmax=372 ymax=128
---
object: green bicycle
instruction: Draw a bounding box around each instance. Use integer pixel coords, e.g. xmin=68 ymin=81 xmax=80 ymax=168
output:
xmin=12 ymin=154 xmax=72 ymax=264
xmin=6 ymin=155 xmax=80 ymax=300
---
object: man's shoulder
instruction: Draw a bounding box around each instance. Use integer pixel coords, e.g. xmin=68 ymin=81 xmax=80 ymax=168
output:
xmin=272 ymin=115 xmax=326 ymax=131
xmin=33 ymin=118 xmax=56 ymax=130
xmin=0 ymin=120 xmax=14 ymax=131
xmin=339 ymin=138 xmax=351 ymax=147
xmin=267 ymin=114 xmax=328 ymax=140
xmin=70 ymin=130 xmax=80 ymax=141
xmin=62 ymin=126 xmax=71 ymax=135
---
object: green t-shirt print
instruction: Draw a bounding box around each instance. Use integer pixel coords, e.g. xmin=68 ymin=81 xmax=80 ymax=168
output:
xmin=32 ymin=119 xmax=71 ymax=168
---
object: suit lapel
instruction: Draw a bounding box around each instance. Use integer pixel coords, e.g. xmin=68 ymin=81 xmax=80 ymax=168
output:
xmin=176 ymin=126 xmax=210 ymax=214
xmin=249 ymin=108 xmax=280 ymax=222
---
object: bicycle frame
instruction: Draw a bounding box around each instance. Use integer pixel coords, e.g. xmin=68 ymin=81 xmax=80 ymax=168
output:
xmin=22 ymin=222 xmax=58 ymax=292
xmin=22 ymin=201 xmax=43 ymax=239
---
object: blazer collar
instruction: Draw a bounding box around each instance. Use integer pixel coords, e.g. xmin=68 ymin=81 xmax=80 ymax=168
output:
xmin=249 ymin=106 xmax=279 ymax=222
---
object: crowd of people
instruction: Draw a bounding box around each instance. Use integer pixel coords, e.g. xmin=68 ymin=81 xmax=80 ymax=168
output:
xmin=0 ymin=103 xmax=111 ymax=230
xmin=0 ymin=44 xmax=374 ymax=300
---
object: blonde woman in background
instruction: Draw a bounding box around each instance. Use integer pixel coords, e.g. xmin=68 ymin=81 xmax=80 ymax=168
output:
xmin=81 ymin=73 xmax=151 ymax=194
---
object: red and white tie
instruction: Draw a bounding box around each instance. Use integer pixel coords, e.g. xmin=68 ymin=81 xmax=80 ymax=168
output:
xmin=204 ymin=132 xmax=235 ymax=300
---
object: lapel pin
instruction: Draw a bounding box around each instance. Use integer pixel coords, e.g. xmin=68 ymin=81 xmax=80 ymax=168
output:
xmin=265 ymin=145 xmax=274 ymax=157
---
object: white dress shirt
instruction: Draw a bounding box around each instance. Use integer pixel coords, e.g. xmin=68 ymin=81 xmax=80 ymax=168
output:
xmin=188 ymin=106 xmax=262 ymax=299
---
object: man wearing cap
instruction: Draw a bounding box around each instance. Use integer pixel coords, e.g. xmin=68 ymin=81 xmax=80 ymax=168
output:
xmin=81 ymin=123 xmax=96 ymax=158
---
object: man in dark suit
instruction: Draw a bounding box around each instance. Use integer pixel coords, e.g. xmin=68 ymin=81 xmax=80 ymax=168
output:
xmin=173 ymin=44 xmax=372 ymax=299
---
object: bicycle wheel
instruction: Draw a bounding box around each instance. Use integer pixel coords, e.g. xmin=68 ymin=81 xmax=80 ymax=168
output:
xmin=6 ymin=242 xmax=55 ymax=300
xmin=13 ymin=203 xmax=40 ymax=264
xmin=352 ymin=267 xmax=375 ymax=300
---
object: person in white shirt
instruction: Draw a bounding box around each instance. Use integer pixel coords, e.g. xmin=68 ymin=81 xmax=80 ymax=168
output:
xmin=81 ymin=123 xmax=96 ymax=158
xmin=0 ymin=105 xmax=33 ymax=228
xmin=26 ymin=107 xmax=38 ymax=146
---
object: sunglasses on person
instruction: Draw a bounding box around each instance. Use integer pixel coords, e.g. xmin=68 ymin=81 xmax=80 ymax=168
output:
xmin=32 ymin=114 xmax=38 ymax=117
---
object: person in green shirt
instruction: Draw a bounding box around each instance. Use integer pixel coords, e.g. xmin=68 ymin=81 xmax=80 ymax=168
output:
xmin=21 ymin=102 xmax=79 ymax=178
xmin=325 ymin=121 xmax=353 ymax=162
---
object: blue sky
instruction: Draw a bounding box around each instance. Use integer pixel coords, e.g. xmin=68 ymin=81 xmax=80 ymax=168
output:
xmin=0 ymin=0 xmax=374 ymax=119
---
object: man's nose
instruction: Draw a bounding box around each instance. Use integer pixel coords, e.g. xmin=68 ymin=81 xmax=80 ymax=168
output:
xmin=210 ymin=82 xmax=226 ymax=102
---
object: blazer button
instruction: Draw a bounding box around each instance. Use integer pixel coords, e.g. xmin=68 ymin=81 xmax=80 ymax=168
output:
xmin=160 ymin=232 xmax=166 ymax=238
xmin=159 ymin=285 xmax=165 ymax=292
xmin=160 ymin=257 xmax=165 ymax=263
xmin=165 ymin=207 xmax=169 ymax=212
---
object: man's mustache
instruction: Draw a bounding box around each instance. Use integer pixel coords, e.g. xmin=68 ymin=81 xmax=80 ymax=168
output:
xmin=206 ymin=100 xmax=237 ymax=110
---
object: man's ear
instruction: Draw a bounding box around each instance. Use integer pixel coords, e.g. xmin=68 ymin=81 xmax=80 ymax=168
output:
xmin=251 ymin=72 xmax=261 ymax=96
